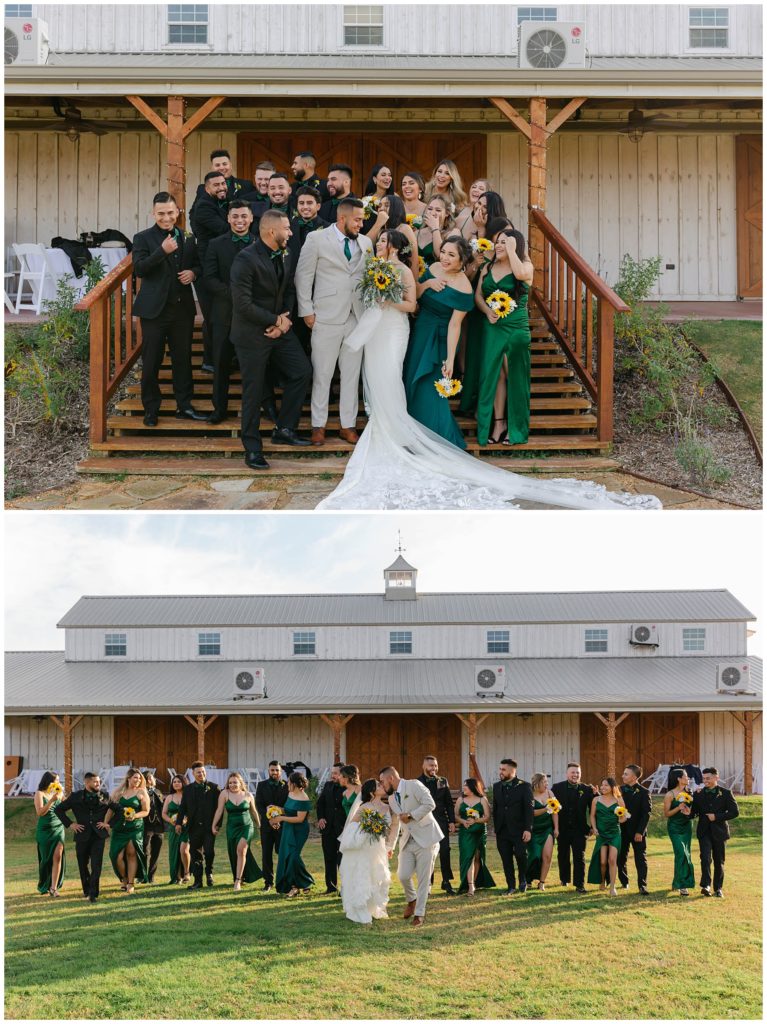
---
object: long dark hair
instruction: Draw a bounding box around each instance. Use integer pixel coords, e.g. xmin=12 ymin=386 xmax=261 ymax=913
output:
xmin=383 ymin=193 xmax=407 ymax=230
xmin=487 ymin=215 xmax=515 ymax=239
xmin=340 ymin=764 xmax=361 ymax=786
xmin=669 ymin=767 xmax=687 ymax=790
xmin=360 ymin=779 xmax=378 ymax=803
xmin=381 ymin=228 xmax=409 ymax=259
xmin=401 ymin=170 xmax=425 ymax=198
xmin=601 ymin=776 xmax=621 ymax=799
xmin=490 ymin=229 xmax=529 ymax=302
xmin=464 ymin=778 xmax=485 ymax=799
xmin=442 ymin=233 xmax=473 ymax=270
xmin=37 ymin=771 xmax=59 ymax=792
xmin=364 ymin=163 xmax=395 ymax=197
xmin=477 ymin=190 xmax=508 ymax=226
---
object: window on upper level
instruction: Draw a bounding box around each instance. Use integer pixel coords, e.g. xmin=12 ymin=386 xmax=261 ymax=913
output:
xmin=689 ymin=7 xmax=729 ymax=48
xmin=683 ymin=627 xmax=706 ymax=651
xmin=487 ymin=630 xmax=510 ymax=654
xmin=197 ymin=632 xmax=221 ymax=656
xmin=104 ymin=633 xmax=127 ymax=657
xmin=389 ymin=630 xmax=412 ymax=655
xmin=293 ymin=631 xmax=316 ymax=656
xmin=5 ymin=5 xmax=33 ymax=17
xmin=343 ymin=5 xmax=384 ymax=46
xmin=167 ymin=4 xmax=208 ymax=45
xmin=585 ymin=628 xmax=608 ymax=653
xmin=517 ymin=7 xmax=558 ymax=23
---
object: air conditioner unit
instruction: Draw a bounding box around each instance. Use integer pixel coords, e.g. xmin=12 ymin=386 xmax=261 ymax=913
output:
xmin=716 ymin=662 xmax=753 ymax=695
xmin=519 ymin=21 xmax=585 ymax=71
xmin=629 ymin=624 xmax=659 ymax=647
xmin=475 ymin=664 xmax=507 ymax=698
xmin=232 ymin=666 xmax=266 ymax=700
xmin=5 ymin=18 xmax=49 ymax=66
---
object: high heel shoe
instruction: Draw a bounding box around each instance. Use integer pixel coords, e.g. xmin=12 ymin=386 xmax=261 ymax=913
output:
xmin=488 ymin=418 xmax=508 ymax=444
xmin=125 ymin=883 xmax=135 ymax=895
xmin=285 ymin=887 xmax=300 ymax=899
xmin=234 ymin=876 xmax=242 ymax=893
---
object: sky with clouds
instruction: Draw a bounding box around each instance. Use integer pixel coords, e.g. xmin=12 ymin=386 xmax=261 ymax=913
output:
xmin=4 ymin=511 xmax=763 ymax=654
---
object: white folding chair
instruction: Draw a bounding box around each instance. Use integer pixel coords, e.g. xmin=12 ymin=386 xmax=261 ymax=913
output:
xmin=167 ymin=768 xmax=178 ymax=787
xmin=12 ymin=243 xmax=52 ymax=315
xmin=6 ymin=776 xmax=23 ymax=797
xmin=243 ymin=769 xmax=262 ymax=794
xmin=4 ymin=272 xmax=16 ymax=312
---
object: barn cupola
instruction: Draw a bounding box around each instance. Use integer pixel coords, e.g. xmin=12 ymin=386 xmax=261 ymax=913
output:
xmin=383 ymin=536 xmax=418 ymax=601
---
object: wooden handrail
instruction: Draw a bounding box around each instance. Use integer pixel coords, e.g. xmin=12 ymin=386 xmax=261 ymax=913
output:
xmin=73 ymin=253 xmax=134 ymax=311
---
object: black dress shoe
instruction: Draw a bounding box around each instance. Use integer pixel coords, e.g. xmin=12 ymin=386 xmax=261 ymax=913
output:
xmin=187 ymin=882 xmax=203 ymax=891
xmin=442 ymin=883 xmax=457 ymax=895
xmin=143 ymin=412 xmax=158 ymax=427
xmin=263 ymin=882 xmax=273 ymax=892
xmin=639 ymin=886 xmax=650 ymax=895
xmin=272 ymin=426 xmax=311 ymax=447
xmin=245 ymin=450 xmax=269 ymax=470
xmin=324 ymin=887 xmax=338 ymax=895
xmin=206 ymin=413 xmax=225 ymax=425
xmin=714 ymin=889 xmax=724 ymax=898
xmin=89 ymin=895 xmax=98 ymax=903
xmin=261 ymin=400 xmax=278 ymax=422
xmin=200 ymin=363 xmax=215 ymax=374
xmin=575 ymin=887 xmax=587 ymax=894
xmin=206 ymin=875 xmax=214 ymax=887
xmin=176 ymin=407 xmax=207 ymax=421
xmin=701 ymin=886 xmax=713 ymax=897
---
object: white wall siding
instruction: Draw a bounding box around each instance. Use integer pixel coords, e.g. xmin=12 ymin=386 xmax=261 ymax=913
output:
xmin=699 ymin=711 xmax=763 ymax=793
xmin=463 ymin=712 xmax=581 ymax=784
xmin=228 ymin=715 xmax=335 ymax=776
xmin=63 ymin=621 xmax=747 ymax=662
xmin=4 ymin=716 xmax=114 ymax=773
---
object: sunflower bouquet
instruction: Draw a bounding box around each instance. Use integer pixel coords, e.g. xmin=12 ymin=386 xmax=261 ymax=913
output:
xmin=471 ymin=237 xmax=493 ymax=256
xmin=358 ymin=254 xmax=405 ymax=310
xmin=614 ymin=805 xmax=631 ymax=822
xmin=546 ymin=797 xmax=562 ymax=815
xmin=464 ymin=807 xmax=481 ymax=821
xmin=46 ymin=782 xmax=64 ymax=799
xmin=486 ymin=290 xmax=517 ymax=319
xmin=417 ymin=255 xmax=427 ymax=279
xmin=676 ymin=791 xmax=693 ymax=805
xmin=266 ymin=805 xmax=283 ymax=820
xmin=434 ymin=376 xmax=462 ymax=399
xmin=169 ymin=813 xmax=178 ymax=825
xmin=122 ymin=806 xmax=136 ymax=822
xmin=361 ymin=195 xmax=380 ymax=218
xmin=406 ymin=213 xmax=423 ymax=229
xmin=359 ymin=807 xmax=389 ymax=843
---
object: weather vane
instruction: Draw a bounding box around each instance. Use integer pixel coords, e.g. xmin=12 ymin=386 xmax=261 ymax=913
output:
xmin=395 ymin=531 xmax=406 ymax=556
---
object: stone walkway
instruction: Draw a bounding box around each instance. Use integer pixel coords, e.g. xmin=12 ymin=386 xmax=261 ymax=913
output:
xmin=8 ymin=468 xmax=743 ymax=511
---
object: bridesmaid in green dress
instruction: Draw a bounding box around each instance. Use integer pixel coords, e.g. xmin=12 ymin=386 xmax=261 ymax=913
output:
xmin=273 ymin=773 xmax=315 ymax=898
xmin=526 ymin=772 xmax=559 ymax=891
xmin=212 ymin=772 xmax=263 ymax=891
xmin=664 ymin=768 xmax=695 ymax=896
xmin=587 ymin=777 xmax=625 ymax=895
xmin=404 ymin=236 xmax=475 ymax=450
xmin=104 ymin=767 xmax=149 ymax=894
xmin=454 ymin=779 xmax=495 ymax=895
xmin=474 ymin=229 xmax=534 ymax=447
xmin=33 ymin=771 xmax=66 ymax=896
xmin=340 ymin=764 xmax=362 ymax=820
xmin=163 ymin=774 xmax=191 ymax=884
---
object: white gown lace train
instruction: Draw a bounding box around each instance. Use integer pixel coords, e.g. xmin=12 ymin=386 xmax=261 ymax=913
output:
xmin=338 ymin=797 xmax=391 ymax=924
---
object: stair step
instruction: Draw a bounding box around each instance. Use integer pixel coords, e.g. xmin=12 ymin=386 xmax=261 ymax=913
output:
xmin=124 ymin=380 xmax=584 ymax=397
xmin=114 ymin=397 xmax=592 ymax=415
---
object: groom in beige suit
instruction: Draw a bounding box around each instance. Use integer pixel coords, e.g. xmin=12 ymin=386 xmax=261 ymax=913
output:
xmin=295 ymin=198 xmax=373 ymax=446
xmin=380 ymin=766 xmax=444 ymax=927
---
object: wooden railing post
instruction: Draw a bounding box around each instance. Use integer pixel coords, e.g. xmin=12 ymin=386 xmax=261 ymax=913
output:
xmin=50 ymin=714 xmax=83 ymax=793
xmin=729 ymin=710 xmax=761 ymax=795
xmin=320 ymin=713 xmax=354 ymax=763
xmin=596 ymin=301 xmax=615 ymax=443
xmin=455 ymin=712 xmax=489 ymax=786
xmin=88 ymin=301 xmax=108 ymax=443
xmin=593 ymin=711 xmax=629 ymax=778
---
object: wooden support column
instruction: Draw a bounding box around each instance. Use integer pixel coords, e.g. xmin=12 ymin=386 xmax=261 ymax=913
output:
xmin=184 ymin=714 xmax=219 ymax=764
xmin=729 ymin=710 xmax=762 ymax=795
xmin=455 ymin=712 xmax=489 ymax=786
xmin=50 ymin=714 xmax=83 ymax=793
xmin=320 ymin=714 xmax=354 ymax=763
xmin=593 ymin=711 xmax=629 ymax=778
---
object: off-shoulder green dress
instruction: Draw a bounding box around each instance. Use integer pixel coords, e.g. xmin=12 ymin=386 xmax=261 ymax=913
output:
xmin=275 ymin=797 xmax=315 ymax=893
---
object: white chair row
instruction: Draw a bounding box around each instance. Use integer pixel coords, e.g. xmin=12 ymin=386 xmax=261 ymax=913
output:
xmin=9 ymin=243 xmax=55 ymax=315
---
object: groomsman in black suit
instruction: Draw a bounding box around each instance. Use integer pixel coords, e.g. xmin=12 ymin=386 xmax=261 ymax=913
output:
xmin=190 ymin=171 xmax=231 ymax=371
xmin=617 ymin=764 xmax=652 ymax=894
xmin=255 ymin=761 xmax=289 ymax=890
xmin=492 ymin=759 xmax=534 ymax=895
xmin=290 ymin=151 xmax=328 ymax=201
xmin=175 ymin=762 xmax=221 ymax=890
xmin=692 ymin=766 xmax=739 ymax=897
xmin=418 ymin=755 xmax=456 ymax=894
xmin=192 ymin=149 xmax=251 ymax=204
xmin=290 ymin=186 xmax=329 ymax=356
xmin=132 ymin=192 xmax=205 ymax=427
xmin=142 ymin=772 xmax=166 ymax=883
xmin=319 ymin=164 xmax=357 ymax=223
xmin=260 ymin=173 xmax=295 ymax=220
xmin=316 ymin=762 xmax=346 ymax=894
xmin=54 ymin=772 xmax=111 ymax=902
xmin=230 ymin=209 xmax=312 ymax=469
xmin=242 ymin=160 xmax=276 ymax=208
xmin=551 ymin=762 xmax=594 ymax=893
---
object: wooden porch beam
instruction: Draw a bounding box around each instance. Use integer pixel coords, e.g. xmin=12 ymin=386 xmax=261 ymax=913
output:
xmin=125 ymin=95 xmax=167 ymax=137
xmin=181 ymin=95 xmax=227 ymax=138
xmin=454 ymin=712 xmax=489 ymax=786
xmin=49 ymin=713 xmax=84 ymax=794
xmin=183 ymin=713 xmax=218 ymax=764
xmin=545 ymin=97 xmax=587 ymax=135
xmin=320 ymin=713 xmax=354 ymax=763
xmin=728 ymin=709 xmax=761 ymax=795
xmin=488 ymin=96 xmax=531 ymax=139
xmin=593 ymin=711 xmax=629 ymax=779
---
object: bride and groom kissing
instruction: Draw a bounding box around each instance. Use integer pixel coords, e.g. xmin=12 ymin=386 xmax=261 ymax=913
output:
xmin=338 ymin=766 xmax=444 ymax=927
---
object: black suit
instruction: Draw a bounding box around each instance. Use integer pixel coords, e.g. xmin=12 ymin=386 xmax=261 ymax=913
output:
xmin=551 ymin=780 xmax=593 ymax=888
xmin=132 ymin=225 xmax=200 ymax=417
xmin=255 ymin=778 xmax=289 ymax=885
xmin=287 ymin=216 xmax=329 ymax=357
xmin=617 ymin=783 xmax=653 ymax=888
xmin=319 ymin=192 xmax=357 ymax=223
xmin=418 ymin=773 xmax=455 ymax=886
xmin=291 ymin=175 xmax=329 ymax=202
xmin=54 ymin=789 xmax=111 ymax=898
xmin=230 ymin=239 xmax=311 ymax=453
xmin=190 ymin=193 xmax=230 ymax=366
xmin=492 ymin=777 xmax=534 ymax=890
xmin=175 ymin=781 xmax=220 ymax=883
xmin=142 ymin=787 xmax=165 ymax=882
xmin=692 ymin=784 xmax=739 ymax=891
xmin=316 ymin=781 xmax=346 ymax=891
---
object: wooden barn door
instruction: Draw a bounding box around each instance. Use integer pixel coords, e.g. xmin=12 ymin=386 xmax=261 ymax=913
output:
xmin=114 ymin=716 xmax=229 ymax=787
xmin=237 ymin=132 xmax=486 ymax=197
xmin=578 ymin=714 xmax=639 ymax=786
xmin=736 ymin=136 xmax=762 ymax=298
xmin=345 ymin=714 xmax=461 ymax=785
xmin=578 ymin=712 xmax=699 ymax=786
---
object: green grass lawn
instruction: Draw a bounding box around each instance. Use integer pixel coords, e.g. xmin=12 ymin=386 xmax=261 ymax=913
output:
xmin=685 ymin=319 xmax=763 ymax=442
xmin=5 ymin=798 xmax=762 ymax=1020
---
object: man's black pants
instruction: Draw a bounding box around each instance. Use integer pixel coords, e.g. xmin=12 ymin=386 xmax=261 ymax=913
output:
xmin=75 ymin=833 xmax=106 ymax=898
xmin=617 ymin=828 xmax=648 ymax=888
xmin=557 ymin=830 xmax=587 ymax=888
xmin=259 ymin=824 xmax=282 ymax=885
xmin=140 ymin=303 xmax=194 ymax=416
xmin=698 ymin=834 xmax=727 ymax=891
xmin=496 ymin=832 xmax=528 ymax=890
xmin=143 ymin=831 xmax=164 ymax=883
xmin=234 ymin=331 xmax=311 ymax=452
xmin=188 ymin=827 xmax=216 ymax=882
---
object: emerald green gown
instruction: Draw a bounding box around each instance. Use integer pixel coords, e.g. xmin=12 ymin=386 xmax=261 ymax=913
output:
xmin=526 ymin=799 xmax=555 ymax=884
xmin=457 ymin=801 xmax=495 ymax=893
xmin=587 ymin=801 xmax=622 ymax=884
xmin=225 ymin=799 xmax=263 ymax=884
xmin=342 ymin=790 xmax=357 ymax=819
xmin=403 ymin=269 xmax=474 ymax=450
xmin=667 ymin=795 xmax=695 ymax=889
xmin=275 ymin=797 xmax=315 ymax=893
xmin=476 ymin=270 xmax=531 ymax=446
xmin=418 ymin=240 xmax=436 ymax=265
xmin=166 ymin=798 xmax=189 ymax=883
xmin=36 ymin=797 xmax=66 ymax=894
xmin=109 ymin=795 xmax=149 ymax=883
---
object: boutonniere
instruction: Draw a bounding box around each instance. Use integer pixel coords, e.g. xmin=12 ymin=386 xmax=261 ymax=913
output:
xmin=184 ymin=230 xmax=193 ymax=239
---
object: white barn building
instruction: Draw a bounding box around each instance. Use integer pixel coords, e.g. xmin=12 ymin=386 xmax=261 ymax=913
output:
xmin=4 ymin=556 xmax=762 ymax=795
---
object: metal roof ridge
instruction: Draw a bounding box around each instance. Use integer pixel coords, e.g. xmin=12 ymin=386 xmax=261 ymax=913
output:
xmin=68 ymin=587 xmax=734 ymax=599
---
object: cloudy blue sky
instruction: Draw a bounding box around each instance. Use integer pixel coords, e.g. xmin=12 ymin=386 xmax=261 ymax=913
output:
xmin=4 ymin=511 xmax=763 ymax=654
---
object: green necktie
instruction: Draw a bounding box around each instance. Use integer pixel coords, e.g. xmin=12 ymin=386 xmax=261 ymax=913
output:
xmin=343 ymin=238 xmax=352 ymax=261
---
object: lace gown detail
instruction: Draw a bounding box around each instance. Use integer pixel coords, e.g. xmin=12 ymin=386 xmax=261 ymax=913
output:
xmin=316 ymin=304 xmax=661 ymax=511
xmin=338 ymin=798 xmax=391 ymax=924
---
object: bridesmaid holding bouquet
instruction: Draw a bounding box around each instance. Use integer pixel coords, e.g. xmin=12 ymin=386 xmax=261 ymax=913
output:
xmin=587 ymin=777 xmax=626 ymax=895
xmin=163 ymin=774 xmax=190 ymax=883
xmin=664 ymin=767 xmax=695 ymax=896
xmin=212 ymin=772 xmax=263 ymax=891
xmin=33 ymin=771 xmax=66 ymax=896
xmin=273 ymin=773 xmax=315 ymax=898
xmin=455 ymin=778 xmax=495 ymax=895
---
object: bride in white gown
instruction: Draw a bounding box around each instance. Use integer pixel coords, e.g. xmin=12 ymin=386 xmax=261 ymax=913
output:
xmin=316 ymin=231 xmax=660 ymax=511
xmin=338 ymin=780 xmax=392 ymax=925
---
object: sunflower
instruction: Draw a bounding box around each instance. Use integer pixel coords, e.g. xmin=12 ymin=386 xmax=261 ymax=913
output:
xmin=677 ymin=791 xmax=693 ymax=805
xmin=406 ymin=213 xmax=423 ymax=228
xmin=434 ymin=377 xmax=463 ymax=399
xmin=418 ymin=256 xmax=427 ymax=279
xmin=374 ymin=272 xmax=391 ymax=290
xmin=614 ymin=806 xmax=631 ymax=821
xmin=122 ymin=806 xmax=136 ymax=821
xmin=472 ymin=236 xmax=493 ymax=254
xmin=266 ymin=805 xmax=283 ymax=819
xmin=546 ymin=797 xmax=562 ymax=814
xmin=486 ymin=290 xmax=515 ymax=319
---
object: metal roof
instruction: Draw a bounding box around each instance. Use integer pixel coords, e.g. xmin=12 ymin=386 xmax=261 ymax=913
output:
xmin=5 ymin=652 xmax=761 ymax=714
xmin=57 ymin=589 xmax=755 ymax=629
